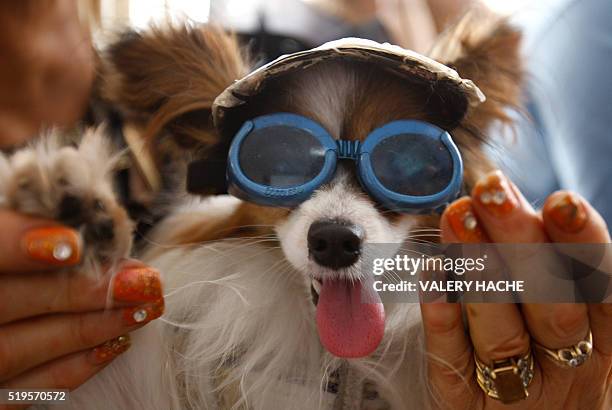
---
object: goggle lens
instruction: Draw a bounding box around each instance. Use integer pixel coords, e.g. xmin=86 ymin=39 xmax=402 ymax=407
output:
xmin=370 ymin=133 xmax=453 ymax=197
xmin=238 ymin=126 xmax=327 ymax=188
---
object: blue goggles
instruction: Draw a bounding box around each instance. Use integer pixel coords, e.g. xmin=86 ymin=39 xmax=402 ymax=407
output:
xmin=226 ymin=113 xmax=463 ymax=213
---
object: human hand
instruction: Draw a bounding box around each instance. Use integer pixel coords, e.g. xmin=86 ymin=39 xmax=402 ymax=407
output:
xmin=0 ymin=211 xmax=163 ymax=410
xmin=421 ymin=170 xmax=611 ymax=409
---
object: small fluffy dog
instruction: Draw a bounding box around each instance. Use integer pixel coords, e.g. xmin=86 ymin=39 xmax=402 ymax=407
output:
xmin=0 ymin=10 xmax=522 ymax=410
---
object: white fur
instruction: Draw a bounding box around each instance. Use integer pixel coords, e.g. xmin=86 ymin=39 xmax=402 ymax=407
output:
xmin=68 ymin=196 xmax=428 ymax=410
xmin=64 ymin=162 xmax=430 ymax=409
xmin=286 ymin=63 xmax=357 ymax=139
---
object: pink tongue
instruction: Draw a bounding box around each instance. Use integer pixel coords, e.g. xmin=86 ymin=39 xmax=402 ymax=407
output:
xmin=316 ymin=279 xmax=385 ymax=358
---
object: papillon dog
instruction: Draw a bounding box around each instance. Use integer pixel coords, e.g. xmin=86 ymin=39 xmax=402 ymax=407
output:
xmin=0 ymin=10 xmax=522 ymax=410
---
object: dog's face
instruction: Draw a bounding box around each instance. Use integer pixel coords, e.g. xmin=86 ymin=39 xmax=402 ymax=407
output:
xmin=265 ymin=62 xmax=432 ymax=282
xmin=229 ymin=60 xmax=475 ymax=357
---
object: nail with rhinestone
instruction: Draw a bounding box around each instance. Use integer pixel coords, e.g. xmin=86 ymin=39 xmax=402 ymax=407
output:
xmin=22 ymin=227 xmax=81 ymax=266
xmin=53 ymin=242 xmax=73 ymax=261
xmin=132 ymin=309 xmax=148 ymax=323
xmin=123 ymin=298 xmax=164 ymax=326
xmin=492 ymin=190 xmax=507 ymax=205
xmin=480 ymin=191 xmax=493 ymax=205
xmin=444 ymin=197 xmax=486 ymax=243
xmin=463 ymin=213 xmax=478 ymax=231
xmin=90 ymin=335 xmax=131 ymax=364
xmin=473 ymin=170 xmax=518 ymax=217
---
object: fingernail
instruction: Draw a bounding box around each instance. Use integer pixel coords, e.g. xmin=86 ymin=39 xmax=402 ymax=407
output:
xmin=21 ymin=227 xmax=81 ymax=265
xmin=545 ymin=192 xmax=587 ymax=233
xmin=123 ymin=298 xmax=164 ymax=326
xmin=113 ymin=267 xmax=162 ymax=303
xmin=90 ymin=334 xmax=131 ymax=365
xmin=445 ymin=197 xmax=486 ymax=243
xmin=473 ymin=170 xmax=518 ymax=217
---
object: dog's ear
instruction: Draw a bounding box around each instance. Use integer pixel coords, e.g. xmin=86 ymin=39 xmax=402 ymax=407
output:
xmin=97 ymin=24 xmax=249 ymax=193
xmin=99 ymin=24 xmax=248 ymax=149
xmin=429 ymin=9 xmax=523 ymax=184
xmin=430 ymin=10 xmax=523 ymax=131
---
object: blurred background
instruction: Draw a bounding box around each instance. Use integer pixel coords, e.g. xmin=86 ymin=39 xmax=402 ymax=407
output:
xmin=91 ymin=0 xmax=531 ymax=57
xmin=3 ymin=0 xmax=611 ymax=225
xmin=87 ymin=0 xmax=610 ymax=225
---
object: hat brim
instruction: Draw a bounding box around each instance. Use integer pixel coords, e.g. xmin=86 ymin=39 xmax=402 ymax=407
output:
xmin=212 ymin=37 xmax=485 ymax=138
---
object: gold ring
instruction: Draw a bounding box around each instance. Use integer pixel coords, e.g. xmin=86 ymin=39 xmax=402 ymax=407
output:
xmin=474 ymin=350 xmax=534 ymax=404
xmin=534 ymin=330 xmax=593 ymax=368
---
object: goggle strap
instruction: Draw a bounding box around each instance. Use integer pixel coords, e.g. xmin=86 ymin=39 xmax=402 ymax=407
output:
xmin=187 ymin=157 xmax=228 ymax=195
xmin=336 ymin=140 xmax=361 ymax=160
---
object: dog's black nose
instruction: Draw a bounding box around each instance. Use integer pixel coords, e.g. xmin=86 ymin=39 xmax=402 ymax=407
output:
xmin=307 ymin=221 xmax=364 ymax=269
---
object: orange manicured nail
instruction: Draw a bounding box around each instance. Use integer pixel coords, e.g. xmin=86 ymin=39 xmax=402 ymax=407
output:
xmin=123 ymin=298 xmax=164 ymax=326
xmin=445 ymin=197 xmax=486 ymax=243
xmin=473 ymin=170 xmax=518 ymax=217
xmin=21 ymin=227 xmax=81 ymax=265
xmin=545 ymin=192 xmax=587 ymax=233
xmin=113 ymin=267 xmax=162 ymax=303
xmin=90 ymin=335 xmax=131 ymax=365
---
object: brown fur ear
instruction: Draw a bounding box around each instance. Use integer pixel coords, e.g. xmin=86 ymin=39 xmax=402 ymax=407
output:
xmin=99 ymin=24 xmax=249 ymax=150
xmin=429 ymin=10 xmax=523 ymax=185
xmin=430 ymin=10 xmax=523 ymax=131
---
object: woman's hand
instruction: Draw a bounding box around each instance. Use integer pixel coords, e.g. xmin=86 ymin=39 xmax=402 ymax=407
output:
xmin=421 ymin=170 xmax=611 ymax=409
xmin=0 ymin=210 xmax=164 ymax=409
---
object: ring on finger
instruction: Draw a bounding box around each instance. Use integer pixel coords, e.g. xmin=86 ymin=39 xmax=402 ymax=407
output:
xmin=534 ymin=330 xmax=593 ymax=368
xmin=474 ymin=349 xmax=535 ymax=404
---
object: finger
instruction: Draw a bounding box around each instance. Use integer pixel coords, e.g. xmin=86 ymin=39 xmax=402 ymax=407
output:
xmin=453 ymin=174 xmax=531 ymax=375
xmin=467 ymin=305 xmax=530 ymax=366
xmin=440 ymin=196 xmax=489 ymax=244
xmin=589 ymin=304 xmax=612 ymax=357
xmin=524 ymin=302 xmax=590 ymax=354
xmin=420 ymin=302 xmax=476 ymax=400
xmin=471 ymin=172 xmax=590 ymax=352
xmin=423 ymin=199 xmax=485 ymax=402
xmin=4 ymin=335 xmax=130 ymax=390
xmin=442 ymin=197 xmax=529 ymax=361
xmin=0 ymin=210 xmax=81 ymax=272
xmin=0 ymin=263 xmax=161 ymax=325
xmin=470 ymin=170 xmax=547 ymax=243
xmin=0 ymin=300 xmax=163 ymax=381
xmin=542 ymin=191 xmax=611 ymax=243
xmin=542 ymin=191 xmax=612 ymax=356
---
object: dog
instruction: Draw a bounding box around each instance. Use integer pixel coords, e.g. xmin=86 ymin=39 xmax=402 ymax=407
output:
xmin=0 ymin=10 xmax=522 ymax=410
